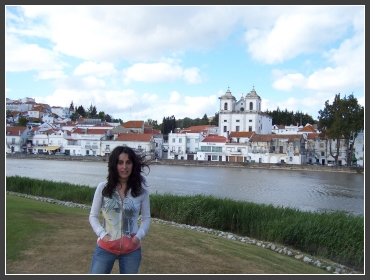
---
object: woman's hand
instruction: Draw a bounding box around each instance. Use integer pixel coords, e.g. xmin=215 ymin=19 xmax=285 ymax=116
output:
xmin=102 ymin=234 xmax=111 ymax=242
xmin=131 ymin=236 xmax=139 ymax=245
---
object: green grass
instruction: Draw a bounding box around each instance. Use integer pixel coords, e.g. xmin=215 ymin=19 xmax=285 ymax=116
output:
xmin=7 ymin=194 xmax=339 ymax=274
xmin=6 ymin=175 xmax=364 ymax=270
xmin=6 ymin=194 xmax=88 ymax=260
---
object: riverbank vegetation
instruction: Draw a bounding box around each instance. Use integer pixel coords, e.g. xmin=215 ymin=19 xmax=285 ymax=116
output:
xmin=6 ymin=176 xmax=364 ymax=270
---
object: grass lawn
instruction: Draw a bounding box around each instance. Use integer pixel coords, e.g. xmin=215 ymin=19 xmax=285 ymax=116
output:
xmin=6 ymin=194 xmax=344 ymax=274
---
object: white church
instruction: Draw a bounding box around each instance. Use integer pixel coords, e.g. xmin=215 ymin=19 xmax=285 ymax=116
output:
xmin=218 ymin=86 xmax=272 ymax=137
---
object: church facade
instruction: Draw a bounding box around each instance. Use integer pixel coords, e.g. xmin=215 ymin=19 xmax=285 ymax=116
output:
xmin=218 ymin=87 xmax=272 ymax=138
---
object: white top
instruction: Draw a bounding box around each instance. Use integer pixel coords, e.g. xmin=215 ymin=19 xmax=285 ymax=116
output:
xmin=89 ymin=181 xmax=151 ymax=241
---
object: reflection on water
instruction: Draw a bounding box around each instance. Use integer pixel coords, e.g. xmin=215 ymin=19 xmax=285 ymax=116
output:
xmin=6 ymin=158 xmax=364 ymax=216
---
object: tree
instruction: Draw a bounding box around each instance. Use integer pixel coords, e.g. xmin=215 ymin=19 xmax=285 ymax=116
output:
xmin=146 ymin=119 xmax=159 ymax=129
xmin=18 ymin=116 xmax=28 ymax=126
xmin=87 ymin=104 xmax=97 ymax=118
xmin=264 ymin=108 xmax=314 ymax=126
xmin=70 ymin=111 xmax=80 ymax=121
xmin=210 ymin=112 xmax=219 ymax=126
xmin=76 ymin=105 xmax=86 ymax=118
xmin=201 ymin=114 xmax=209 ymax=125
xmin=69 ymin=101 xmax=74 ymax=111
xmin=318 ymin=93 xmax=364 ymax=166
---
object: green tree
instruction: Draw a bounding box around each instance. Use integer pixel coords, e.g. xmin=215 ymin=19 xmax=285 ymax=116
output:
xmin=318 ymin=93 xmax=364 ymax=166
xmin=18 ymin=116 xmax=28 ymax=126
xmin=201 ymin=114 xmax=209 ymax=125
xmin=146 ymin=119 xmax=159 ymax=129
xmin=210 ymin=112 xmax=219 ymax=126
xmin=76 ymin=105 xmax=86 ymax=118
xmin=264 ymin=108 xmax=314 ymax=126
xmin=87 ymin=104 xmax=97 ymax=118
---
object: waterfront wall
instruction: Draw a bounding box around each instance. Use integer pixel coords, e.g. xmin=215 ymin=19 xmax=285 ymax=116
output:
xmin=6 ymin=153 xmax=363 ymax=174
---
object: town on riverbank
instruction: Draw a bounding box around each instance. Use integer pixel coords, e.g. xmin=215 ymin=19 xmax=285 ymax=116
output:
xmin=6 ymin=153 xmax=363 ymax=174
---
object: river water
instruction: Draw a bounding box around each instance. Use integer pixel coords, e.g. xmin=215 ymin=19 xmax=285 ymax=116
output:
xmin=6 ymin=158 xmax=364 ymax=216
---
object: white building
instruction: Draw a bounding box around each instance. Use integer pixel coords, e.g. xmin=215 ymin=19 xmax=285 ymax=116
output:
xmin=51 ymin=106 xmax=71 ymax=119
xmin=167 ymin=132 xmax=187 ymax=160
xmin=197 ymin=135 xmax=226 ymax=161
xmin=6 ymin=126 xmax=31 ymax=153
xmin=218 ymin=87 xmax=272 ymax=139
xmin=353 ymin=131 xmax=364 ymax=167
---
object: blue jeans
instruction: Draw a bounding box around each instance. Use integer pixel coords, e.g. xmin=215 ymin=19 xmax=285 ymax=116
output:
xmin=90 ymin=243 xmax=142 ymax=274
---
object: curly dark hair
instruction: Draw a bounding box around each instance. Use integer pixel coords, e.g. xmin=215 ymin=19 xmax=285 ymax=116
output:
xmin=102 ymin=146 xmax=150 ymax=198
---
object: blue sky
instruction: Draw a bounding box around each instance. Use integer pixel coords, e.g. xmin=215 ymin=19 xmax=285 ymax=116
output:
xmin=5 ymin=5 xmax=364 ymax=124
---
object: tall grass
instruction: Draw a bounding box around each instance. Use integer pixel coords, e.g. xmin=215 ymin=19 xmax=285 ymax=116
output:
xmin=6 ymin=176 xmax=96 ymax=204
xmin=6 ymin=176 xmax=363 ymax=269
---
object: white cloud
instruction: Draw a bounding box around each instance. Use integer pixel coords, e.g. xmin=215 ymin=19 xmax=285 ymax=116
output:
xmin=245 ymin=6 xmax=358 ymax=64
xmin=74 ymin=61 xmax=117 ymax=77
xmin=5 ymin=35 xmax=66 ymax=72
xmin=81 ymin=76 xmax=106 ymax=89
xmin=183 ymin=67 xmax=202 ymax=84
xmin=11 ymin=6 xmax=241 ymax=63
xmin=122 ymin=62 xmax=202 ymax=85
xmin=36 ymin=70 xmax=67 ymax=80
xmin=169 ymin=91 xmax=181 ymax=103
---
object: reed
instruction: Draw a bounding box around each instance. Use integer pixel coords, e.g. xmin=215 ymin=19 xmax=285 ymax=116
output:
xmin=6 ymin=176 xmax=363 ymax=269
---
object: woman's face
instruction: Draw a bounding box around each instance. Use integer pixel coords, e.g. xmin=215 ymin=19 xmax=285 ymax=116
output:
xmin=116 ymin=152 xmax=133 ymax=181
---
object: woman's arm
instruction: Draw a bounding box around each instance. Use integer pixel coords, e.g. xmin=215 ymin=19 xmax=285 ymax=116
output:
xmin=89 ymin=182 xmax=108 ymax=239
xmin=134 ymin=188 xmax=151 ymax=241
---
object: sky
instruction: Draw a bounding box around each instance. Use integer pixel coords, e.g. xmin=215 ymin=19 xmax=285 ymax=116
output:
xmin=5 ymin=5 xmax=365 ymax=124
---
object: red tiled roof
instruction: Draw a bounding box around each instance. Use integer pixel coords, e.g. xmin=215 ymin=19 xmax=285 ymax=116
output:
xmin=121 ymin=120 xmax=144 ymax=128
xmin=144 ymin=128 xmax=161 ymax=134
xmin=299 ymin=124 xmax=317 ymax=133
xmin=229 ymin=131 xmax=254 ymax=138
xmin=6 ymin=126 xmax=28 ymax=135
xmin=201 ymin=135 xmax=227 ymax=143
xmin=115 ymin=133 xmax=152 ymax=141
xmin=181 ymin=125 xmax=217 ymax=133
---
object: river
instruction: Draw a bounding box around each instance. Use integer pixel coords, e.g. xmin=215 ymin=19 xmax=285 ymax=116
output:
xmin=6 ymin=158 xmax=364 ymax=216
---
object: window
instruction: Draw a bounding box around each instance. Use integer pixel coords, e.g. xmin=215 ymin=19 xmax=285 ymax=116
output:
xmin=212 ymin=147 xmax=222 ymax=152
xmin=249 ymin=126 xmax=252 ymax=132
xmin=224 ymin=103 xmax=228 ymax=110
xmin=224 ymin=120 xmax=227 ymax=122
xmin=249 ymin=102 xmax=253 ymax=110
xmin=236 ymin=120 xmax=240 ymax=122
xmin=201 ymin=146 xmax=211 ymax=152
xmin=224 ymin=126 xmax=227 ymax=132
xmin=12 ymin=138 xmax=15 ymax=144
xmin=236 ymin=126 xmax=240 ymax=132
xmin=179 ymin=138 xmax=182 ymax=143
xmin=172 ymin=138 xmax=175 ymax=143
xmin=321 ymin=152 xmax=325 ymax=156
xmin=249 ymin=120 xmax=252 ymax=122
xmin=187 ymin=139 xmax=190 ymax=143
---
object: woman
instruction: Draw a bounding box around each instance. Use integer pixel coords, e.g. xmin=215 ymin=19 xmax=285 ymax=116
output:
xmin=89 ymin=146 xmax=151 ymax=274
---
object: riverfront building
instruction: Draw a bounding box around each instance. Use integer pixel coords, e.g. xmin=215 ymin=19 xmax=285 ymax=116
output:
xmin=6 ymin=87 xmax=363 ymax=167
